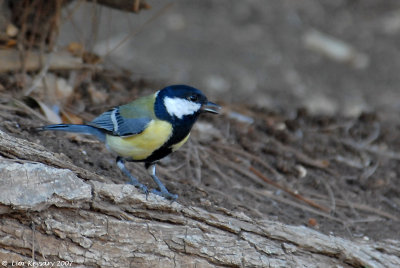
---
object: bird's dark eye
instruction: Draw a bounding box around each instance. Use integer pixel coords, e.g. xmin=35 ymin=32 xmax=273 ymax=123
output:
xmin=188 ymin=94 xmax=198 ymax=102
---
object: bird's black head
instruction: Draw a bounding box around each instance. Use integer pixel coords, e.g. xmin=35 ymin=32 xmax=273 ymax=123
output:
xmin=154 ymin=85 xmax=220 ymax=123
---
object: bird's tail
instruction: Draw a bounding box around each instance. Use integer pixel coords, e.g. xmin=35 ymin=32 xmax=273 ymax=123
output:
xmin=37 ymin=124 xmax=106 ymax=142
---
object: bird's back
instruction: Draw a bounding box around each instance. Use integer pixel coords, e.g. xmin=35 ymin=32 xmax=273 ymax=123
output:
xmin=118 ymin=93 xmax=157 ymax=120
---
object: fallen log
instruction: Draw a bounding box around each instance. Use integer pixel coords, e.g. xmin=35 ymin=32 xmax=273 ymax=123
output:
xmin=0 ymin=129 xmax=398 ymax=267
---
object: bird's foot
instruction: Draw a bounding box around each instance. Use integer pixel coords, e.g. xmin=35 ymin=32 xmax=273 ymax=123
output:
xmin=151 ymin=189 xmax=178 ymax=201
xmin=127 ymin=181 xmax=149 ymax=197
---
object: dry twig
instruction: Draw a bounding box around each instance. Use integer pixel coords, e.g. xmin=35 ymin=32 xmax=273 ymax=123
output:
xmin=249 ymin=166 xmax=331 ymax=213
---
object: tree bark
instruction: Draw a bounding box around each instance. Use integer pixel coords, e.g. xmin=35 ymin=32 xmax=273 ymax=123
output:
xmin=90 ymin=0 xmax=151 ymax=13
xmin=0 ymin=129 xmax=399 ymax=268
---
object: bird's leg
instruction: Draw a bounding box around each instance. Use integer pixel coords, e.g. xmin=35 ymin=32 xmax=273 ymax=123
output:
xmin=146 ymin=163 xmax=178 ymax=201
xmin=116 ymin=157 xmax=148 ymax=195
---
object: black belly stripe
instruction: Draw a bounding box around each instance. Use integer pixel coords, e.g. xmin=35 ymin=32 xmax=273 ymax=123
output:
xmin=140 ymin=119 xmax=195 ymax=163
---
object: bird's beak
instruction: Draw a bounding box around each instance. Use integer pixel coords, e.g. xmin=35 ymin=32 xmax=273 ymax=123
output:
xmin=201 ymin=101 xmax=221 ymax=114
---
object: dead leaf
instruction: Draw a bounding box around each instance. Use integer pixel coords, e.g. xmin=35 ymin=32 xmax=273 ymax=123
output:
xmin=6 ymin=23 xmax=18 ymax=37
xmin=61 ymin=110 xmax=84 ymax=124
xmin=88 ymin=84 xmax=108 ymax=105
xmin=37 ymin=100 xmax=62 ymax=124
xmin=55 ymin=76 xmax=73 ymax=100
xmin=67 ymin=42 xmax=84 ymax=56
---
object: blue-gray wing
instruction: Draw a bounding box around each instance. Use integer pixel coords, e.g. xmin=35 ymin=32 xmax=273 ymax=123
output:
xmin=87 ymin=107 xmax=151 ymax=137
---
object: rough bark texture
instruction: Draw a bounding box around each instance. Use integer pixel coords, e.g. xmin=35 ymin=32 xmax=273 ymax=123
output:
xmin=0 ymin=129 xmax=399 ymax=268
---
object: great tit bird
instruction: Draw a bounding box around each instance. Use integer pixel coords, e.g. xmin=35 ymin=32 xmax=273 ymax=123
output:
xmin=38 ymin=85 xmax=221 ymax=200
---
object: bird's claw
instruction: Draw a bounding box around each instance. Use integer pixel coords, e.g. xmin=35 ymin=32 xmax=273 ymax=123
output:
xmin=151 ymin=189 xmax=178 ymax=201
xmin=126 ymin=181 xmax=149 ymax=196
xmin=138 ymin=185 xmax=149 ymax=197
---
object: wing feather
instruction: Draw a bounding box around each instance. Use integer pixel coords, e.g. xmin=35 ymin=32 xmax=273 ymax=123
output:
xmin=88 ymin=107 xmax=151 ymax=137
xmin=87 ymin=93 xmax=157 ymax=137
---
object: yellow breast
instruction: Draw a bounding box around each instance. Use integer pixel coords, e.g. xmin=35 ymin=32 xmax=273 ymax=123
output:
xmin=105 ymin=120 xmax=173 ymax=160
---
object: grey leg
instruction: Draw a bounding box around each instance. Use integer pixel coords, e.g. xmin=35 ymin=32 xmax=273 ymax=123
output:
xmin=147 ymin=163 xmax=178 ymax=200
xmin=116 ymin=157 xmax=148 ymax=195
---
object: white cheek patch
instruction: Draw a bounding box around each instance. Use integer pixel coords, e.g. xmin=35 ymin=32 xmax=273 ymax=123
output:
xmin=164 ymin=97 xmax=201 ymax=119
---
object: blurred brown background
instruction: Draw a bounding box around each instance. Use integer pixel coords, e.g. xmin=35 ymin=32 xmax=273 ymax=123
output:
xmin=59 ymin=0 xmax=400 ymax=117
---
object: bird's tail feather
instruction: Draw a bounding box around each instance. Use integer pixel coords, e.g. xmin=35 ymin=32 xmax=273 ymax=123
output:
xmin=38 ymin=124 xmax=106 ymax=142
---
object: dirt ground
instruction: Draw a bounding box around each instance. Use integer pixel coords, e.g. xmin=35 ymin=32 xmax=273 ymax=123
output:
xmin=1 ymin=0 xmax=400 ymax=246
